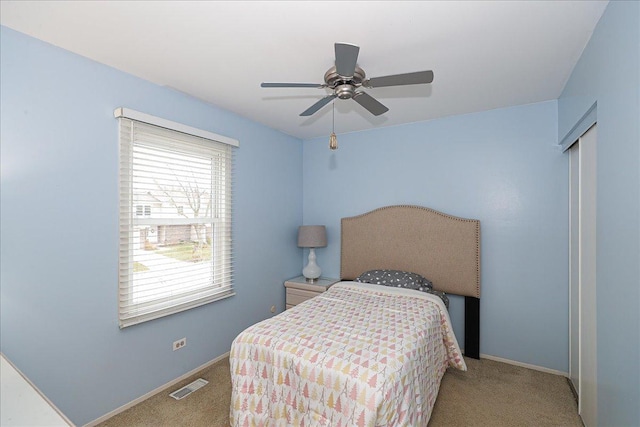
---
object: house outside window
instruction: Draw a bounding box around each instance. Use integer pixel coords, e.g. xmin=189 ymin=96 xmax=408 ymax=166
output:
xmin=135 ymin=204 xmax=151 ymax=216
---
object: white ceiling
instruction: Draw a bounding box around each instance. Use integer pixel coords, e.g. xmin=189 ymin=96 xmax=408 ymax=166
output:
xmin=0 ymin=1 xmax=608 ymax=140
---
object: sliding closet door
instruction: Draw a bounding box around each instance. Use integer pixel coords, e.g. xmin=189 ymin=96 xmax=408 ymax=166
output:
xmin=578 ymin=124 xmax=597 ymax=427
xmin=569 ymin=143 xmax=580 ymax=393
xmin=570 ymin=124 xmax=597 ymax=427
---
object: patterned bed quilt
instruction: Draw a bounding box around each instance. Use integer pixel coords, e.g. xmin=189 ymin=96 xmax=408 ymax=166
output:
xmin=230 ymin=281 xmax=466 ymax=427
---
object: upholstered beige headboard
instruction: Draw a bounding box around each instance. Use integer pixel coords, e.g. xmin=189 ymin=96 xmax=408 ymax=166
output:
xmin=341 ymin=205 xmax=480 ymax=298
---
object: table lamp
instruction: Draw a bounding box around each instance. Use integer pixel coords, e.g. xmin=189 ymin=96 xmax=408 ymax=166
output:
xmin=297 ymin=225 xmax=327 ymax=282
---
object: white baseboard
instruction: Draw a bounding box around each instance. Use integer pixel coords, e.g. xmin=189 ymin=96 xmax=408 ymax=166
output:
xmin=84 ymin=351 xmax=230 ymax=427
xmin=479 ymin=353 xmax=569 ymax=377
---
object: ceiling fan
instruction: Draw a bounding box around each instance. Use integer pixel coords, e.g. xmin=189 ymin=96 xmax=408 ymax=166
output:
xmin=261 ymin=42 xmax=434 ymax=117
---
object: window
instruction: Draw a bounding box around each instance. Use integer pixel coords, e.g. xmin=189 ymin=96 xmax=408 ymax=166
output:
xmin=116 ymin=108 xmax=237 ymax=328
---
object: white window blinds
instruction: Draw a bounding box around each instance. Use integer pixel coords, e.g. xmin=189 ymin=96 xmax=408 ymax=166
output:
xmin=117 ymin=110 xmax=236 ymax=328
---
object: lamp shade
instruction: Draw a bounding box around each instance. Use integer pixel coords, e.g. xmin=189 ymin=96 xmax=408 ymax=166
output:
xmin=297 ymin=225 xmax=327 ymax=248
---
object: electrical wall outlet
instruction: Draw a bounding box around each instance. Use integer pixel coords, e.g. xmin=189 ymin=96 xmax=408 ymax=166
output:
xmin=173 ymin=337 xmax=186 ymax=351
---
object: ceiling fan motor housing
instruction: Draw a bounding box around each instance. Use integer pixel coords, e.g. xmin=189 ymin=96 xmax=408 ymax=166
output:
xmin=324 ymin=66 xmax=365 ymax=99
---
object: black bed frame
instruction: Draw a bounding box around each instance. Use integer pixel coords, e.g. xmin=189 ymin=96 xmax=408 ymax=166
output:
xmin=465 ymin=297 xmax=480 ymax=359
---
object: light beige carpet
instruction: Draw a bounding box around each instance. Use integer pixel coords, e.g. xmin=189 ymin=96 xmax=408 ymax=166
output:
xmin=97 ymin=356 xmax=581 ymax=427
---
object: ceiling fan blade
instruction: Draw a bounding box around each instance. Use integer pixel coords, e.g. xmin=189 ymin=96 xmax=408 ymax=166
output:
xmin=300 ymin=94 xmax=337 ymax=116
xmin=364 ymin=70 xmax=434 ymax=88
xmin=261 ymin=82 xmax=325 ymax=88
xmin=353 ymin=91 xmax=389 ymax=116
xmin=335 ymin=43 xmax=360 ymax=78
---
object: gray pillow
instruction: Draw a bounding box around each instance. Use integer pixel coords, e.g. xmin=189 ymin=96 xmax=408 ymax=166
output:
xmin=355 ymin=269 xmax=433 ymax=291
xmin=354 ymin=269 xmax=449 ymax=308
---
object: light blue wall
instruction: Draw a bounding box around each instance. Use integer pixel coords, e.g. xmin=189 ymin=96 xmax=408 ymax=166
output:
xmin=302 ymin=101 xmax=569 ymax=372
xmin=0 ymin=27 xmax=302 ymax=426
xmin=3 ymin=2 xmax=637 ymax=424
xmin=558 ymin=2 xmax=640 ymax=425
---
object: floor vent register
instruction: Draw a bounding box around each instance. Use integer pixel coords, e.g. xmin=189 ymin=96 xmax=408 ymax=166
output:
xmin=169 ymin=378 xmax=208 ymax=400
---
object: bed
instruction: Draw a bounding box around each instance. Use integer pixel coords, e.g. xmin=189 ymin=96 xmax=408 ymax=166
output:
xmin=230 ymin=205 xmax=480 ymax=426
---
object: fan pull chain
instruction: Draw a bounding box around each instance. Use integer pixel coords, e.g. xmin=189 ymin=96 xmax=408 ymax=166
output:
xmin=329 ymin=102 xmax=338 ymax=150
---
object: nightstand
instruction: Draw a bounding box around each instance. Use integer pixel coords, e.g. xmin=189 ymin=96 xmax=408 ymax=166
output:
xmin=284 ymin=276 xmax=340 ymax=309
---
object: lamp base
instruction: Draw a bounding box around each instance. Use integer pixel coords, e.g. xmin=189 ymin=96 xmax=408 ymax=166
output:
xmin=305 ymin=277 xmax=319 ymax=283
xmin=302 ymin=248 xmax=322 ymax=282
